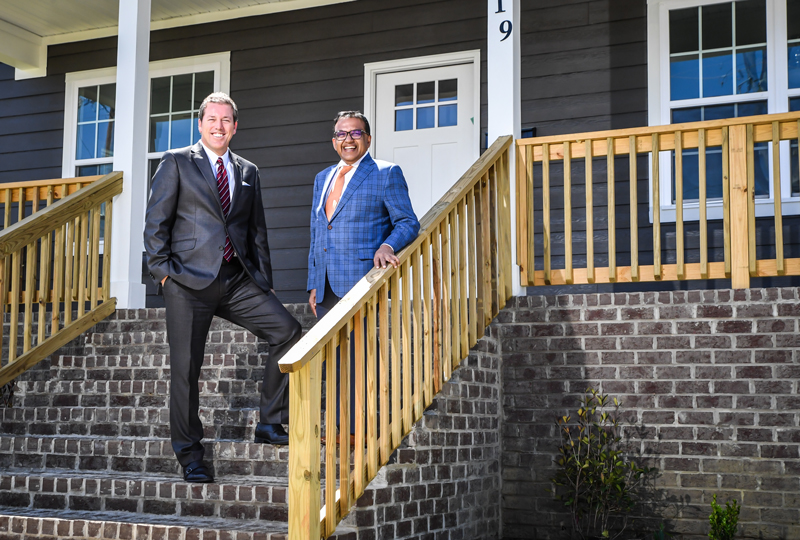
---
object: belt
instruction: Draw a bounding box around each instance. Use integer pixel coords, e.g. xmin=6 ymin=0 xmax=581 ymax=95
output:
xmin=221 ymin=257 xmax=240 ymax=267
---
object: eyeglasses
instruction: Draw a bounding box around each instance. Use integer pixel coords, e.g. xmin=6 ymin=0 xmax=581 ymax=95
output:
xmin=333 ymin=129 xmax=367 ymax=141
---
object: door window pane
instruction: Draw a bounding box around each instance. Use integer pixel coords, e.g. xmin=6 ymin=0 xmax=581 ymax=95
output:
xmin=439 ymin=104 xmax=457 ymax=127
xmin=417 ymin=82 xmax=435 ymax=104
xmin=439 ymin=79 xmax=458 ymax=102
xmin=417 ymin=107 xmax=434 ymax=129
xmin=396 ymin=109 xmax=413 ymax=131
xmin=395 ymin=84 xmax=413 ymax=107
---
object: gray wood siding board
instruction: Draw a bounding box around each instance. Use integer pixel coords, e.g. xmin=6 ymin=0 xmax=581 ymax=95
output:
xmin=0 ymin=168 xmax=63 ymax=183
xmin=0 ymin=131 xmax=64 ymax=156
xmin=520 ymin=19 xmax=645 ymax=56
xmin=522 ymin=66 xmax=647 ymax=101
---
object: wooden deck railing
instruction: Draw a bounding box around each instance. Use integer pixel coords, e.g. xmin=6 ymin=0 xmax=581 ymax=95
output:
xmin=278 ymin=136 xmax=514 ymax=540
xmin=516 ymin=112 xmax=800 ymax=289
xmin=0 ymin=172 xmax=123 ymax=387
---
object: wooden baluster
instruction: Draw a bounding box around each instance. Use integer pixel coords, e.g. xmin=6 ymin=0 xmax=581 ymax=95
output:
xmin=480 ymin=173 xmax=492 ymax=326
xmin=499 ymin=150 xmax=513 ymax=302
xmin=585 ymin=140 xmax=594 ymax=283
xmin=564 ymin=141 xmax=573 ymax=285
xmin=516 ymin=142 xmax=527 ymax=284
xmin=422 ymin=236 xmax=433 ymax=408
xmin=440 ymin=218 xmax=451 ymax=383
xmin=675 ymin=131 xmax=684 ymax=280
xmin=324 ymin=337 xmax=337 ymax=535
xmin=353 ymin=308 xmax=365 ymax=498
xmin=378 ymin=283 xmax=392 ymax=465
xmin=338 ymin=322 xmax=350 ymax=512
xmin=9 ymin=249 xmax=20 ymax=362
xmin=629 ymin=135 xmax=639 ymax=282
xmin=38 ymin=187 xmax=55 ymax=346
xmin=467 ymin=189 xmax=478 ymax=348
xmin=90 ymin=204 xmax=102 ymax=307
xmin=431 ymin=230 xmax=442 ymax=395
xmin=526 ymin=145 xmax=535 ymax=285
xmin=102 ymin=200 xmax=113 ymax=302
xmin=64 ymin=215 xmax=75 ymax=326
xmin=458 ymin=199 xmax=468 ymax=361
xmin=489 ymin=165 xmax=499 ymax=317
xmin=722 ymin=127 xmax=731 ymax=277
xmin=0 ymin=189 xmax=11 ymax=353
xmin=772 ymin=121 xmax=784 ymax=274
xmin=411 ymin=248 xmax=422 ymax=420
xmin=287 ymin=351 xmax=321 ymax=540
xmin=401 ymin=260 xmax=411 ymax=433
xmin=448 ymin=209 xmax=459 ymax=369
xmin=699 ymin=129 xmax=708 ymax=279
xmin=542 ymin=144 xmax=551 ymax=284
xmin=652 ymin=134 xmax=662 ymax=280
xmin=746 ymin=124 xmax=756 ymax=277
xmin=77 ymin=212 xmax=89 ymax=317
xmin=390 ymin=271 xmax=401 ymax=448
xmin=366 ymin=297 xmax=378 ymax=477
xmin=24 ymin=187 xmax=39 ymax=354
xmin=728 ymin=125 xmax=750 ymax=289
xmin=606 ymin=137 xmax=616 ymax=282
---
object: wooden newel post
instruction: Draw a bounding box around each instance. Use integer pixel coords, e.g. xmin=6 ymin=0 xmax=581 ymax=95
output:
xmin=728 ymin=124 xmax=750 ymax=290
xmin=288 ymin=354 xmax=322 ymax=540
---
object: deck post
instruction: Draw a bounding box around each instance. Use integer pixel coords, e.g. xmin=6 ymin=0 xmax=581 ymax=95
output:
xmin=728 ymin=124 xmax=750 ymax=289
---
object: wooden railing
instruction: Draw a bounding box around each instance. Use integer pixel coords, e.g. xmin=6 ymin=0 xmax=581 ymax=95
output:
xmin=278 ymin=136 xmax=514 ymax=540
xmin=516 ymin=112 xmax=800 ymax=290
xmin=0 ymin=172 xmax=122 ymax=387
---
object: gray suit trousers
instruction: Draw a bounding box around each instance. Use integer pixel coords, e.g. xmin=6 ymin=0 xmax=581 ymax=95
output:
xmin=163 ymin=260 xmax=301 ymax=466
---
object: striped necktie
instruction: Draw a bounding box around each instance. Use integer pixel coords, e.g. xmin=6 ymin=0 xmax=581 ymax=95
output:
xmin=216 ymin=157 xmax=234 ymax=262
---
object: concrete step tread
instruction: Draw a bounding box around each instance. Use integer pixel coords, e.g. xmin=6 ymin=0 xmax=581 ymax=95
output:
xmin=1 ymin=468 xmax=289 ymax=488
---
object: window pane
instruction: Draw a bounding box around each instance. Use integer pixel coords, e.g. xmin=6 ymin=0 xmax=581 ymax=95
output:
xmin=792 ymin=91 xmax=800 ymax=194
xmin=395 ymin=84 xmax=413 ymax=107
xmin=753 ymin=142 xmax=769 ymax=197
xmin=439 ymin=79 xmax=457 ymax=102
xmin=705 ymin=148 xmax=724 ymax=199
xmin=78 ymin=86 xmax=98 ymax=123
xmin=439 ymin=104 xmax=457 ymax=127
xmin=678 ymin=150 xmax=700 ymax=200
xmin=194 ymin=71 xmax=214 ymax=109
xmin=701 ymin=3 xmax=731 ymax=50
xmin=395 ymin=109 xmax=413 ymax=131
xmin=76 ymin=123 xmax=96 ymax=160
xmin=789 ymin=0 xmax=800 ymax=40
xmin=96 ymin=121 xmax=114 ymax=158
xmin=704 ymin=104 xmax=736 ymax=120
xmin=77 ymin=163 xmax=112 ymax=177
xmin=670 ymin=55 xmax=699 ymax=100
xmin=791 ymin=97 xmax=800 ymax=112
xmin=735 ymin=0 xmax=766 ymax=46
xmin=171 ymin=74 xmax=193 ymax=113
xmin=669 ymin=8 xmax=698 ymax=53
xmin=737 ymin=100 xmax=767 ymax=117
xmin=150 ymin=77 xmax=171 ymax=115
xmin=736 ymin=47 xmax=767 ymax=93
xmin=417 ymin=82 xmax=435 ymax=104
xmin=170 ymin=113 xmax=192 ymax=150
xmin=789 ymin=44 xmax=800 ymax=89
xmin=192 ymin=112 xmax=201 ymax=145
xmin=150 ymin=116 xmax=169 ymax=153
xmin=702 ymin=51 xmax=733 ymax=97
xmin=672 ymin=107 xmax=702 ymax=123
xmin=97 ymin=84 xmax=116 ymax=121
xmin=417 ymin=107 xmax=434 ymax=129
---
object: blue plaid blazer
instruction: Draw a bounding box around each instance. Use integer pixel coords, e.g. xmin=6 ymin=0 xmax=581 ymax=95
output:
xmin=308 ymin=153 xmax=420 ymax=302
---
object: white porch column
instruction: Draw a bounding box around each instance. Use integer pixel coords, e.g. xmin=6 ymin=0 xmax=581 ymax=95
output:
xmin=111 ymin=0 xmax=151 ymax=308
xmin=487 ymin=0 xmax=522 ymax=295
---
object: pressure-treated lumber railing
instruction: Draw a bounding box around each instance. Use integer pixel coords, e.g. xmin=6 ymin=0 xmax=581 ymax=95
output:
xmin=516 ymin=112 xmax=800 ymax=290
xmin=0 ymin=172 xmax=122 ymax=387
xmin=279 ymin=136 xmax=513 ymax=540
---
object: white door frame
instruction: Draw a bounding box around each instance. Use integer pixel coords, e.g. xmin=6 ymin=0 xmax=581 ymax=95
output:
xmin=363 ymin=50 xmax=482 ymax=160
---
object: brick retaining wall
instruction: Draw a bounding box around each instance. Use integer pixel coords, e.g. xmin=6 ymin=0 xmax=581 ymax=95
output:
xmin=500 ymin=288 xmax=800 ymax=540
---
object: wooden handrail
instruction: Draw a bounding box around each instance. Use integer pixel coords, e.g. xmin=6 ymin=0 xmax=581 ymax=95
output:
xmin=516 ymin=112 xmax=800 ymax=290
xmin=0 ymin=172 xmax=122 ymax=388
xmin=281 ymin=136 xmax=514 ymax=540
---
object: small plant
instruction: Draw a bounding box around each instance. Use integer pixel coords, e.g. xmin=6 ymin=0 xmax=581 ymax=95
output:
xmin=709 ymin=494 xmax=740 ymax=540
xmin=652 ymin=522 xmax=672 ymax=540
xmin=550 ymin=388 xmax=657 ymax=540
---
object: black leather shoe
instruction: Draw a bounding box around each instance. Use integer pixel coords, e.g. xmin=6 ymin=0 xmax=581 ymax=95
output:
xmin=183 ymin=461 xmax=213 ymax=483
xmin=254 ymin=423 xmax=289 ymax=445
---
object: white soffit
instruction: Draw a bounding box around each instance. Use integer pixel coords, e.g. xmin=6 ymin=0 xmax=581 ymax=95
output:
xmin=1 ymin=0 xmax=354 ymax=77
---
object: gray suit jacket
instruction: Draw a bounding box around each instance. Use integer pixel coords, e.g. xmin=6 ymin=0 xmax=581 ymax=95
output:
xmin=144 ymin=142 xmax=273 ymax=293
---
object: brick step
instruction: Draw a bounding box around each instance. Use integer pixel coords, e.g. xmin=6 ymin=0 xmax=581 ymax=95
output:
xmin=0 ymin=470 xmax=290 ymax=525
xmin=1 ymin=406 xmax=261 ymax=439
xmin=0 ymin=436 xmax=292 ymax=478
xmin=0 ymin=506 xmax=292 ymax=539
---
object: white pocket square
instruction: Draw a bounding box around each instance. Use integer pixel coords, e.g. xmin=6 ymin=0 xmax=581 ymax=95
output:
xmin=242 ymin=182 xmax=251 ymax=187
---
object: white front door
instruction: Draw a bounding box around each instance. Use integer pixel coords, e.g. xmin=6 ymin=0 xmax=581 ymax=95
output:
xmin=373 ymin=62 xmax=477 ymax=219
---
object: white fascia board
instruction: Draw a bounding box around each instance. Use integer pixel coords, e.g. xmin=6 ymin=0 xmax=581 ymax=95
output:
xmin=0 ymin=19 xmax=46 ymax=78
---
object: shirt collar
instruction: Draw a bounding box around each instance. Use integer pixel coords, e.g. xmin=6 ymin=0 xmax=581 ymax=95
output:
xmin=201 ymin=143 xmax=231 ymax=169
xmin=336 ymin=152 xmax=368 ymax=173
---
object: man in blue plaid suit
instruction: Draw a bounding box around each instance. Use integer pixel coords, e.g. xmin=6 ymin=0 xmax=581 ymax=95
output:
xmin=308 ymin=111 xmax=420 ymax=318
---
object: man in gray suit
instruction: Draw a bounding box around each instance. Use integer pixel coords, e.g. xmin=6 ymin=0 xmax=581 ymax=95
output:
xmin=144 ymin=92 xmax=301 ymax=483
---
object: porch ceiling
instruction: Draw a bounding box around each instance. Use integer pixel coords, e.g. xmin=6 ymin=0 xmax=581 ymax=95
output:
xmin=0 ymin=0 xmax=353 ymax=76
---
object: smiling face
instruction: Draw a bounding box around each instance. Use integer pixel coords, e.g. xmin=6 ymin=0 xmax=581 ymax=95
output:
xmin=332 ymin=116 xmax=372 ymax=165
xmin=198 ymin=102 xmax=237 ymax=156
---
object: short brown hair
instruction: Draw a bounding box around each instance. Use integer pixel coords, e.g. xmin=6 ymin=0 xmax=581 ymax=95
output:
xmin=199 ymin=92 xmax=238 ymax=123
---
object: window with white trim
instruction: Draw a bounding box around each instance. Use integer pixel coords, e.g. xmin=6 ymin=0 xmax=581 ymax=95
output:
xmin=647 ymin=0 xmax=799 ymax=221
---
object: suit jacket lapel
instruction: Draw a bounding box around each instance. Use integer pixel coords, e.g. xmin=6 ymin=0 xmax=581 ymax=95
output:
xmin=191 ymin=143 xmax=226 ymax=218
xmin=229 ymin=152 xmax=244 ymax=216
xmin=319 ymin=166 xmax=338 ymax=222
xmin=330 ymin=154 xmax=375 ymax=222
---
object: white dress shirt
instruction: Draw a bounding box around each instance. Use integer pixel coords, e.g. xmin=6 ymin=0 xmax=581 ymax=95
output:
xmin=201 ymin=143 xmax=236 ymax=204
xmin=316 ymin=152 xmax=369 ymax=214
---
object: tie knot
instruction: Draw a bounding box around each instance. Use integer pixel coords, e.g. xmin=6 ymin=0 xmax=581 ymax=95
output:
xmin=217 ymin=158 xmax=224 ymax=167
xmin=340 ymin=165 xmax=353 ymax=176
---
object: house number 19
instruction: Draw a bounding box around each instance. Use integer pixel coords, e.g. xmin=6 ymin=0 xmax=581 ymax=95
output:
xmin=496 ymin=1 xmax=512 ymax=41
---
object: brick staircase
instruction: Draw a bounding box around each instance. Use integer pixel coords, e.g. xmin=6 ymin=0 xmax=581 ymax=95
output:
xmin=0 ymin=307 xmax=358 ymax=540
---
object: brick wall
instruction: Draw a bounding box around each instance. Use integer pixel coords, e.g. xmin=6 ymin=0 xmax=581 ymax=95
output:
xmin=500 ymin=287 xmax=800 ymax=540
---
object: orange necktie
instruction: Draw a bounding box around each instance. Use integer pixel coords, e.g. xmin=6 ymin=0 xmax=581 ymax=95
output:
xmin=325 ymin=165 xmax=353 ymax=220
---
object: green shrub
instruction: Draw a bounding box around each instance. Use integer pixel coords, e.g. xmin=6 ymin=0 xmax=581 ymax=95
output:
xmin=709 ymin=494 xmax=740 ymax=540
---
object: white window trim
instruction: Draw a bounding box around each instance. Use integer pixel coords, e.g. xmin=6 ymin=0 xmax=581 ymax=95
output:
xmin=363 ymin=50 xmax=481 ymax=161
xmin=62 ymin=52 xmax=231 ymax=179
xmin=647 ymin=0 xmax=798 ymax=223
